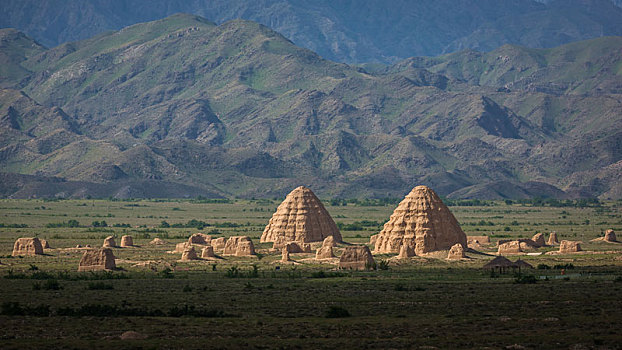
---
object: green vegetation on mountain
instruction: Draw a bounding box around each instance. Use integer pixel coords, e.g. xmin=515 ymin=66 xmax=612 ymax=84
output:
xmin=0 ymin=14 xmax=620 ymax=199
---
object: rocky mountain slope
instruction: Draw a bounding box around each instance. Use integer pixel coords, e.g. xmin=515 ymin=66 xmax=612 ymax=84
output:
xmin=1 ymin=0 xmax=621 ymax=63
xmin=0 ymin=14 xmax=620 ymax=199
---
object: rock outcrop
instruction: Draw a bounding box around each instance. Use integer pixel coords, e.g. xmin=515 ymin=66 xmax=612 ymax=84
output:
xmin=559 ymin=240 xmax=582 ymax=253
xmin=78 ymin=248 xmax=116 ymax=271
xmin=120 ymin=235 xmax=134 ymax=247
xmin=224 ymin=236 xmax=255 ymax=256
xmin=181 ymin=246 xmax=198 ymax=260
xmin=12 ymin=237 xmax=44 ymax=256
xmin=103 ymin=236 xmax=116 ymax=248
xmin=447 ymin=243 xmax=465 ymax=260
xmin=339 ymin=245 xmax=375 ymax=270
xmin=188 ymin=233 xmax=211 ymax=245
xmin=374 ymin=186 xmax=467 ymax=255
xmin=547 ymin=232 xmax=559 ymax=245
xmin=201 ymin=246 xmax=215 ymax=258
xmin=261 ymin=186 xmax=342 ymax=248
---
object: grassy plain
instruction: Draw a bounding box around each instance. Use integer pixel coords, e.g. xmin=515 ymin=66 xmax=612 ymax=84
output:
xmin=0 ymin=198 xmax=621 ymax=349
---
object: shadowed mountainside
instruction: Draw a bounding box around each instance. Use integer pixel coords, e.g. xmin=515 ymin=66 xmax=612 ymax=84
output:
xmin=0 ymin=14 xmax=620 ymax=199
xmin=1 ymin=0 xmax=622 ymax=63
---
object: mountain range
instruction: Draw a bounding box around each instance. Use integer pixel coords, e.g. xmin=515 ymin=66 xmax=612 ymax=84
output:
xmin=1 ymin=0 xmax=622 ymax=63
xmin=0 ymin=14 xmax=621 ymax=199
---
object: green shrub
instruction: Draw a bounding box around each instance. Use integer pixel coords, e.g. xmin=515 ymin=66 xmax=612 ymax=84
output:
xmin=377 ymin=260 xmax=390 ymax=270
xmin=514 ymin=274 xmax=537 ymax=284
xmin=325 ymin=306 xmax=350 ymax=318
xmin=87 ymin=282 xmax=114 ymax=290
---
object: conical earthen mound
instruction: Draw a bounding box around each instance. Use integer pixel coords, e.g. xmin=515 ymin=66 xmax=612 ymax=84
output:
xmin=261 ymin=186 xmax=342 ymax=246
xmin=374 ymin=185 xmax=467 ymax=255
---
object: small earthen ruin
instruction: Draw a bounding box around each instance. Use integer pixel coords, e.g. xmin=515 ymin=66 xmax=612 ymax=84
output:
xmin=447 ymin=243 xmax=465 ymax=260
xmin=224 ymin=236 xmax=255 ymax=256
xmin=559 ymin=240 xmax=582 ymax=253
xmin=498 ymin=240 xmax=522 ymax=254
xmin=211 ymin=237 xmax=226 ymax=251
xmin=339 ymin=245 xmax=375 ymax=270
xmin=103 ymin=236 xmax=116 ymax=248
xmin=315 ymin=236 xmax=336 ymax=259
xmin=201 ymin=246 xmax=215 ymax=258
xmin=188 ymin=233 xmax=211 ymax=245
xmin=548 ymin=232 xmax=559 ymax=245
xmin=78 ymin=248 xmax=116 ymax=271
xmin=181 ymin=246 xmax=198 ymax=260
xmin=120 ymin=235 xmax=134 ymax=247
xmin=12 ymin=237 xmax=44 ymax=256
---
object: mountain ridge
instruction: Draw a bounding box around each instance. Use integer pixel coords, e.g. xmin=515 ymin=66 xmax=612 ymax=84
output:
xmin=1 ymin=0 xmax=622 ymax=64
xmin=0 ymin=14 xmax=620 ymax=199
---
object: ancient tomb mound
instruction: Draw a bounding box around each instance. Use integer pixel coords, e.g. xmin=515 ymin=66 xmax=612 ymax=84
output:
xmin=261 ymin=186 xmax=342 ymax=248
xmin=188 ymin=233 xmax=211 ymax=245
xmin=559 ymin=240 xmax=582 ymax=253
xmin=374 ymin=185 xmax=467 ymax=255
xmin=120 ymin=235 xmax=134 ymax=247
xmin=181 ymin=247 xmax=199 ymax=261
xmin=339 ymin=245 xmax=375 ymax=270
xmin=201 ymin=246 xmax=215 ymax=258
xmin=315 ymin=236 xmax=336 ymax=259
xmin=447 ymin=243 xmax=465 ymax=260
xmin=548 ymin=232 xmax=559 ymax=245
xmin=12 ymin=237 xmax=44 ymax=256
xmin=224 ymin=236 xmax=256 ymax=256
xmin=78 ymin=248 xmax=116 ymax=271
xmin=103 ymin=236 xmax=117 ymax=248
